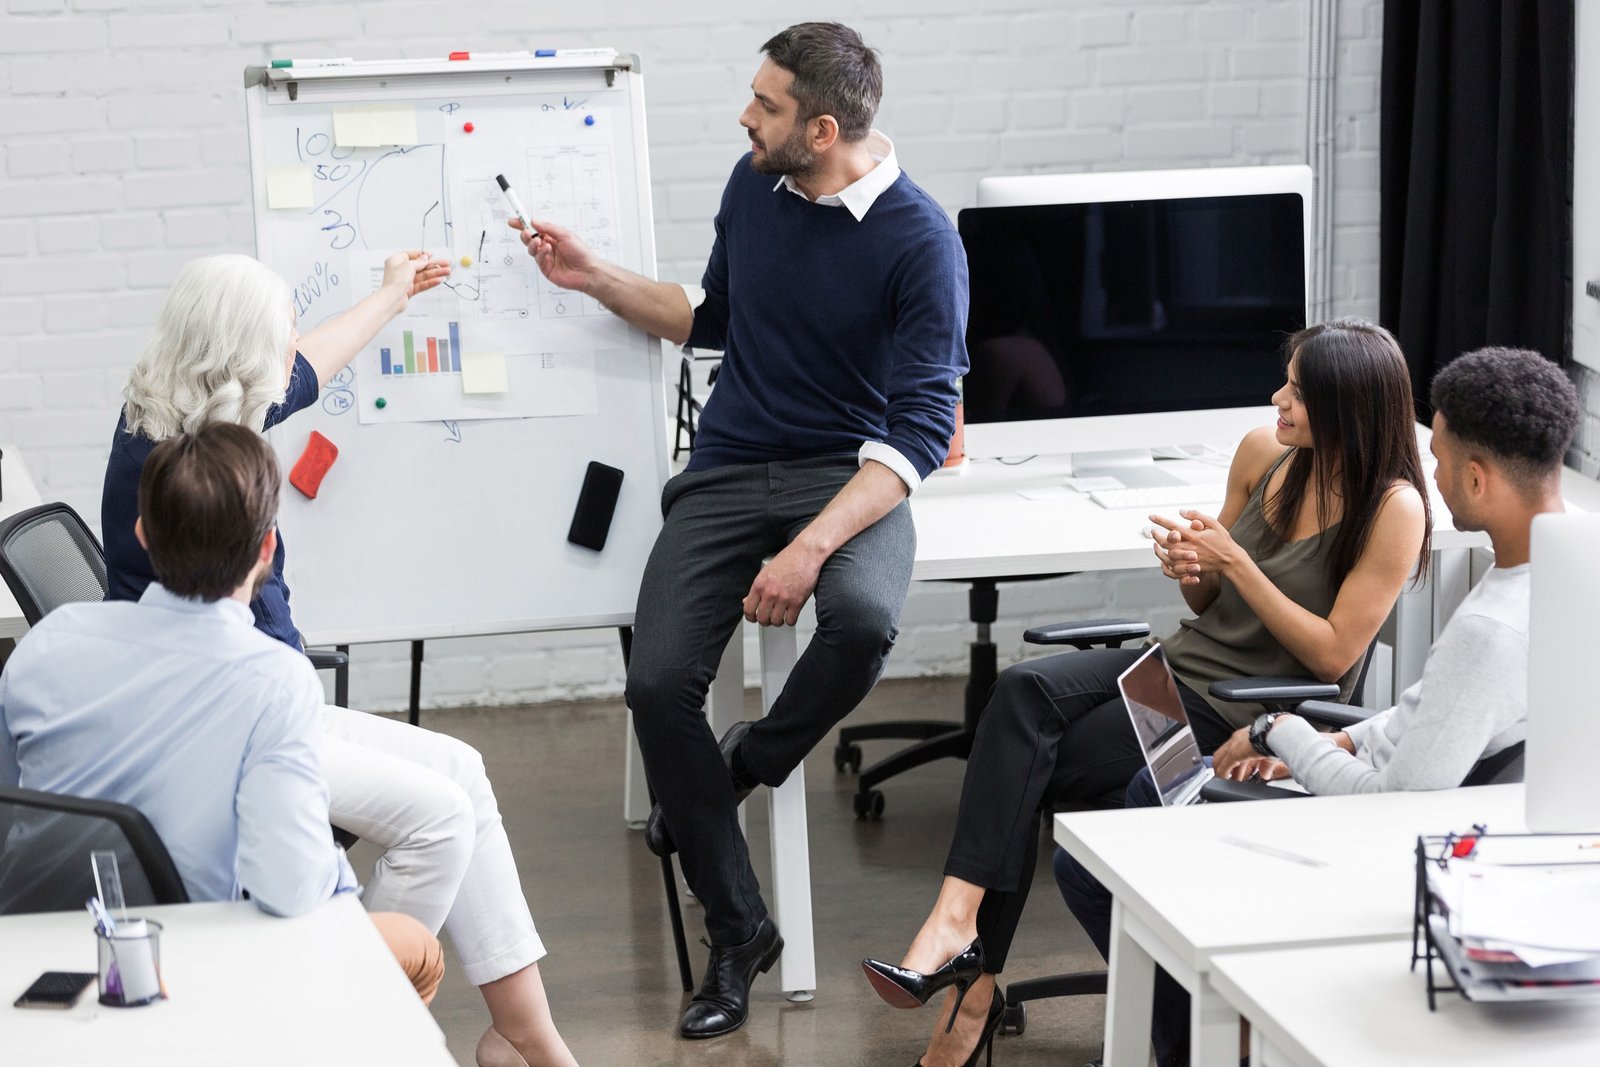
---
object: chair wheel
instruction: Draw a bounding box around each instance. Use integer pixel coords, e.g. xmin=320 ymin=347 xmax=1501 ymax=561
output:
xmin=1000 ymin=1001 xmax=1026 ymax=1035
xmin=853 ymin=789 xmax=885 ymax=820
xmin=833 ymin=742 xmax=863 ymax=774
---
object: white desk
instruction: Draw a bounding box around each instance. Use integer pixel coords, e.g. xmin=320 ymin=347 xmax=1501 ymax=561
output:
xmin=1054 ymin=784 xmax=1527 ymax=1067
xmin=0 ymin=443 xmax=44 ymax=640
xmin=0 ymin=896 xmax=453 ymax=1066
xmin=1213 ymin=940 xmax=1600 ymax=1066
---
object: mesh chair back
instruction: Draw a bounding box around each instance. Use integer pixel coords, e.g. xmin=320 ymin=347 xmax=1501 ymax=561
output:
xmin=0 ymin=785 xmax=188 ymax=915
xmin=0 ymin=503 xmax=109 ymax=625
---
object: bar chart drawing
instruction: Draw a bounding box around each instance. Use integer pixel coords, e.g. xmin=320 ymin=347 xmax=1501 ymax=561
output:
xmin=381 ymin=322 xmax=463 ymax=376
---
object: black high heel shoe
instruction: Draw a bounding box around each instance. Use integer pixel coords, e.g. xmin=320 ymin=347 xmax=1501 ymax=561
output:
xmin=909 ymin=986 xmax=1005 ymax=1067
xmin=861 ymin=938 xmax=985 ymax=1032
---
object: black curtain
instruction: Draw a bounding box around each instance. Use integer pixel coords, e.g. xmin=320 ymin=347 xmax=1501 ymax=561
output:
xmin=1380 ymin=0 xmax=1574 ymax=413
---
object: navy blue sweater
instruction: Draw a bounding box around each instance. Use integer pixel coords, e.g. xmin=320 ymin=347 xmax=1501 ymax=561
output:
xmin=685 ymin=155 xmax=969 ymax=481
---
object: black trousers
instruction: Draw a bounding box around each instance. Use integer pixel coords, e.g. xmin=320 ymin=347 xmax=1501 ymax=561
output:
xmin=626 ymin=458 xmax=915 ymax=946
xmin=943 ymin=647 xmax=1232 ymax=972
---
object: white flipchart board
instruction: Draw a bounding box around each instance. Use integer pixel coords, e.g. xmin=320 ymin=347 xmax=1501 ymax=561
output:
xmin=243 ymin=56 xmax=667 ymax=644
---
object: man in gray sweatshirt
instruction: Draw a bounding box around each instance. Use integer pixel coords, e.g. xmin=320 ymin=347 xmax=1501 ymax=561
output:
xmin=1057 ymin=345 xmax=1580 ymax=1067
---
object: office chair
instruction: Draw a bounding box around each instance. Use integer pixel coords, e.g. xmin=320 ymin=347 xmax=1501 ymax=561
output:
xmin=0 ymin=784 xmax=189 ymax=915
xmin=673 ymin=350 xmax=720 ymax=462
xmin=0 ymin=501 xmax=349 ymax=676
xmin=839 ymin=575 xmax=1069 ymax=820
xmin=0 ymin=502 xmax=356 ymax=849
xmin=995 ymin=623 xmax=1377 ymax=1037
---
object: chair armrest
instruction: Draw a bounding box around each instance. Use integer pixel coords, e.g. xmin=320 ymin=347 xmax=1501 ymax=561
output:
xmin=1200 ymin=777 xmax=1310 ymax=803
xmin=1023 ymin=619 xmax=1149 ymax=649
xmin=1294 ymin=699 xmax=1380 ymax=730
xmin=1208 ymin=676 xmax=1342 ymax=706
xmin=306 ymin=648 xmax=348 ymax=671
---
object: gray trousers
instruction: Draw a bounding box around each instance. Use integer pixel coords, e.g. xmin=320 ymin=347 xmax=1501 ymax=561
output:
xmin=625 ymin=457 xmax=915 ymax=945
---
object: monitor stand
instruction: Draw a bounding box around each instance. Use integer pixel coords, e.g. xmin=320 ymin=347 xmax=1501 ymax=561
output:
xmin=1069 ymin=448 xmax=1184 ymax=488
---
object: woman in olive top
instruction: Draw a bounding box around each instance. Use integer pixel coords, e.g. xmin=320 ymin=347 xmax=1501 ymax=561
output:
xmin=861 ymin=318 xmax=1432 ymax=1067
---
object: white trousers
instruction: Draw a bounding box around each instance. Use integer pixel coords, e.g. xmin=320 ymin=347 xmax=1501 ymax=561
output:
xmin=320 ymin=704 xmax=545 ymax=986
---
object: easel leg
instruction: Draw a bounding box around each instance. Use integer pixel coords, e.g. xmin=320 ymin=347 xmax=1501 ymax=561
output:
xmin=408 ymin=639 xmax=423 ymax=727
xmin=334 ymin=644 xmax=350 ymax=708
xmin=618 ymin=625 xmax=694 ymax=993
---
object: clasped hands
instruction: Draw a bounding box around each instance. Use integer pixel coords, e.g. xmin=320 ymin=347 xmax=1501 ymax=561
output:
xmin=1147 ymin=509 xmax=1242 ymax=586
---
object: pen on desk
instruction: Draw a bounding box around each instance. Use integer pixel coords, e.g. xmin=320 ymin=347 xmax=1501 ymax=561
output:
xmin=496 ymin=175 xmax=539 ymax=238
xmin=269 ymin=57 xmax=354 ymax=69
xmin=1219 ymin=835 xmax=1328 ymax=868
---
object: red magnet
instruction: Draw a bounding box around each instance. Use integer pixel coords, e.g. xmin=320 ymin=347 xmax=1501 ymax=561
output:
xmin=463 ymin=121 xmax=474 ymax=133
xmin=289 ymin=430 xmax=339 ymax=499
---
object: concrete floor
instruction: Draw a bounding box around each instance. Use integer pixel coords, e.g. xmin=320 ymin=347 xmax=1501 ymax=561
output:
xmin=387 ymin=676 xmax=1109 ymax=1067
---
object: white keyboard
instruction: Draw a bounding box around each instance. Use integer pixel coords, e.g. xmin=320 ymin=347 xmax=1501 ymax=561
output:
xmin=1088 ymin=484 xmax=1228 ymax=511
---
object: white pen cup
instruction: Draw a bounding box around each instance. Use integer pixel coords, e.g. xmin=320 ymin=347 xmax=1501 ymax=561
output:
xmin=96 ymin=918 xmax=165 ymax=1007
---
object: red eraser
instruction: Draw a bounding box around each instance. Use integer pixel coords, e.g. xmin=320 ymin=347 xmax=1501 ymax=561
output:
xmin=289 ymin=431 xmax=338 ymax=499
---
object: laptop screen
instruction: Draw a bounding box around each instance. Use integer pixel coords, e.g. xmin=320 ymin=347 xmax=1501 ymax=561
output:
xmin=1117 ymin=644 xmax=1208 ymax=804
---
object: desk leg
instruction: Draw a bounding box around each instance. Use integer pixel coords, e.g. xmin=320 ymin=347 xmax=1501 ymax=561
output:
xmin=1191 ymin=974 xmax=1240 ymax=1067
xmin=1431 ymin=547 xmax=1471 ymax=637
xmin=1390 ymin=560 xmax=1433 ymax=696
xmin=760 ymin=625 xmax=816 ymax=1001
xmin=1102 ymin=898 xmax=1156 ymax=1067
xmin=1392 ymin=547 xmax=1472 ymax=696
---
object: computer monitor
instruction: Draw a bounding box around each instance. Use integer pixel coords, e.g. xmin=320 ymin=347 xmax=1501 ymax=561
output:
xmin=960 ymin=165 xmax=1311 ymax=471
xmin=1525 ymin=512 xmax=1600 ymax=832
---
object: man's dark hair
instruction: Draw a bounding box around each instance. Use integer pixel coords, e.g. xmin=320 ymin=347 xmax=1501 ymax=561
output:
xmin=138 ymin=422 xmax=281 ymax=601
xmin=1431 ymin=346 xmax=1580 ymax=493
xmin=761 ymin=22 xmax=882 ymax=141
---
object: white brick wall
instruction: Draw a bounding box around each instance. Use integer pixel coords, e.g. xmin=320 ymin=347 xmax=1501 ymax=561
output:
xmin=0 ymin=0 xmax=1386 ymax=712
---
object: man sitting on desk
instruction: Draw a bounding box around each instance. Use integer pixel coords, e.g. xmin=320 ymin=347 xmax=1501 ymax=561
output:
xmin=513 ymin=21 xmax=967 ymax=1038
xmin=1056 ymin=346 xmax=1580 ymax=1067
xmin=0 ymin=424 xmax=443 ymax=1003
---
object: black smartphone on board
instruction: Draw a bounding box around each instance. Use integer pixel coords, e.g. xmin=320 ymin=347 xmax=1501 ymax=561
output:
xmin=567 ymin=461 xmax=625 ymax=551
xmin=13 ymin=971 xmax=96 ymax=1009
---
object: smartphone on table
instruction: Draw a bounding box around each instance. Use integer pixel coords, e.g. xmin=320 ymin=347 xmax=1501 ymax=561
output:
xmin=13 ymin=971 xmax=96 ymax=1009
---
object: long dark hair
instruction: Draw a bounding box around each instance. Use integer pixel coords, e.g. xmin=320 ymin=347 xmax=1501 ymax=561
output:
xmin=1260 ymin=318 xmax=1431 ymax=585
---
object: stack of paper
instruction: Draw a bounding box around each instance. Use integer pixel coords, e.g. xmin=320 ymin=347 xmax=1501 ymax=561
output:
xmin=1425 ymin=836 xmax=1600 ymax=1002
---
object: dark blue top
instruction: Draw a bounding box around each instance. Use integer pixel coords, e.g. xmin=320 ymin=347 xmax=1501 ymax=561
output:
xmin=102 ymin=354 xmax=320 ymax=650
xmin=685 ymin=155 xmax=969 ymax=481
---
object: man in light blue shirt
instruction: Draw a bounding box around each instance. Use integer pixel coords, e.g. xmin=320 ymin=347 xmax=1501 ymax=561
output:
xmin=0 ymin=424 xmax=442 ymax=1000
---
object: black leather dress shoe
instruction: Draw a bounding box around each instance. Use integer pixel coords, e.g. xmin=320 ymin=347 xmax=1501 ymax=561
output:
xmin=679 ymin=916 xmax=783 ymax=1039
xmin=645 ymin=719 xmax=757 ymax=857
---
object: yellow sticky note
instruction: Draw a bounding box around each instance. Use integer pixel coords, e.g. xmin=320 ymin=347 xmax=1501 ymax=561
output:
xmin=461 ymin=351 xmax=509 ymax=394
xmin=370 ymin=104 xmax=418 ymax=146
xmin=332 ymin=108 xmax=378 ymax=147
xmin=265 ymin=166 xmax=314 ymax=209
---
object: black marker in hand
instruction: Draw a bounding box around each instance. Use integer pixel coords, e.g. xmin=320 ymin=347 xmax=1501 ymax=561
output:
xmin=496 ymin=174 xmax=539 ymax=238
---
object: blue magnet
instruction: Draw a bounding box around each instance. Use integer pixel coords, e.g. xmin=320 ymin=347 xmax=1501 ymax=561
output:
xmin=584 ymin=114 xmax=595 ymax=126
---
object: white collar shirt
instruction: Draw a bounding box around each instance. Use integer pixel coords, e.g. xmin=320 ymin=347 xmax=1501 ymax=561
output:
xmin=774 ymin=129 xmax=901 ymax=220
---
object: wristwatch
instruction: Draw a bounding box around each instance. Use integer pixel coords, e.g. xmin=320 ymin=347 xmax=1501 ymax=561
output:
xmin=1248 ymin=711 xmax=1286 ymax=757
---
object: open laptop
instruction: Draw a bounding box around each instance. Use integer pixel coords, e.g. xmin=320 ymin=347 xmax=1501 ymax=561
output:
xmin=1117 ymin=643 xmax=1213 ymax=806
